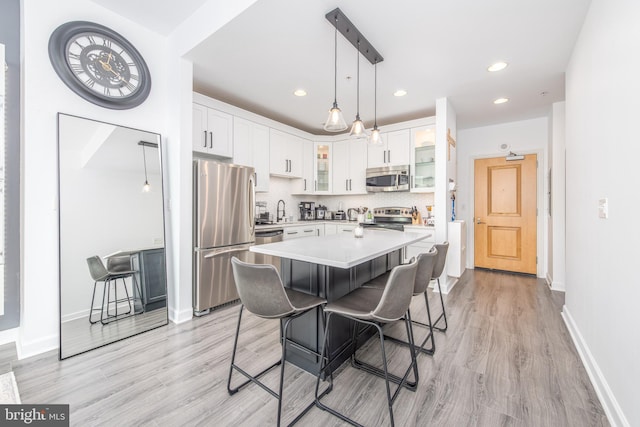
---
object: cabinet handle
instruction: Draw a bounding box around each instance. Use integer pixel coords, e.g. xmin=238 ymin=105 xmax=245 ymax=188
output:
xmin=209 ymin=132 xmax=213 ymax=148
xmin=304 ymin=179 xmax=307 ymax=191
xmin=383 ymin=150 xmax=386 ymax=163
xmin=288 ymin=159 xmax=292 ymax=172
xmin=203 ymin=130 xmax=207 ymax=148
xmin=349 ymin=179 xmax=352 ymax=191
xmin=303 ymin=229 xmax=313 ymax=233
xmin=387 ymin=150 xmax=391 ymax=163
xmin=411 ymin=175 xmax=414 ymax=188
xmin=345 ymin=180 xmax=348 ymax=191
xmin=315 ymin=180 xmax=317 ymax=191
xmin=288 ymin=231 xmax=298 ymax=235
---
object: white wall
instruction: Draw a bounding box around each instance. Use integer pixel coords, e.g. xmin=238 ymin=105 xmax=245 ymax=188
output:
xmin=457 ymin=117 xmax=548 ymax=278
xmin=549 ymin=102 xmax=566 ymax=291
xmin=564 ymin=0 xmax=640 ymax=425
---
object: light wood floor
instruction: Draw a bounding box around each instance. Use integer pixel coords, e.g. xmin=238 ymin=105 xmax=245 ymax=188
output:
xmin=3 ymin=269 xmax=608 ymax=426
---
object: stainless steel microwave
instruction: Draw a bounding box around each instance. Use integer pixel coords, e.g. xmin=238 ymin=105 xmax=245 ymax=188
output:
xmin=366 ymin=165 xmax=410 ymax=192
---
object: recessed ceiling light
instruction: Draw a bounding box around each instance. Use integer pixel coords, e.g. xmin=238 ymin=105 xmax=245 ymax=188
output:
xmin=494 ymin=97 xmax=509 ymax=104
xmin=293 ymin=89 xmax=307 ymax=97
xmin=394 ymin=89 xmax=407 ymax=97
xmin=488 ymin=61 xmax=508 ymax=72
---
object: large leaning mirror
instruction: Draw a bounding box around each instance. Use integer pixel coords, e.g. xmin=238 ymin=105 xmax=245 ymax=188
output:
xmin=58 ymin=113 xmax=168 ymax=359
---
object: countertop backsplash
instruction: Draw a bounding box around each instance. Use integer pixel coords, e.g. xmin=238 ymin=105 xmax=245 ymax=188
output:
xmin=256 ymin=177 xmax=436 ymax=223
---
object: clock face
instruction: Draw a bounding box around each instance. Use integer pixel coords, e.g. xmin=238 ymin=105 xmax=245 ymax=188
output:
xmin=49 ymin=22 xmax=151 ymax=109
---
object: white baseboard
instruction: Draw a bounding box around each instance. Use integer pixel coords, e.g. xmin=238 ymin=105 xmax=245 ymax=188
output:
xmin=17 ymin=334 xmax=58 ymax=360
xmin=62 ymin=301 xmax=133 ymax=323
xmin=169 ymin=307 xmax=193 ymax=324
xmin=545 ymin=273 xmax=565 ymax=292
xmin=431 ymin=275 xmax=458 ymax=295
xmin=0 ymin=328 xmax=18 ymax=346
xmin=562 ymin=306 xmax=629 ymax=427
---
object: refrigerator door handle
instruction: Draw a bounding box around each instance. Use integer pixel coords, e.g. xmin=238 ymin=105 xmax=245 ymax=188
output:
xmin=203 ymin=243 xmax=253 ymax=259
xmin=248 ymin=173 xmax=255 ymax=236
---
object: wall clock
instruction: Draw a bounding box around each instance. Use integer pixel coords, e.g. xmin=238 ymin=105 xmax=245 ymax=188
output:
xmin=48 ymin=21 xmax=151 ymax=110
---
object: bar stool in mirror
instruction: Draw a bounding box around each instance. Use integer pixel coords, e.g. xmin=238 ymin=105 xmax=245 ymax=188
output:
xmin=86 ymin=255 xmax=141 ymax=325
xmin=228 ymin=257 xmax=330 ymax=427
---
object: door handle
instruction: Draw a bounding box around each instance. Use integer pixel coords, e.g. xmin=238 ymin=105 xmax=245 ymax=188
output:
xmin=476 ymin=217 xmax=486 ymax=224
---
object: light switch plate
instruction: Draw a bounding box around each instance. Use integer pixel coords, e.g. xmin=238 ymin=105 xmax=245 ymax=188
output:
xmin=598 ymin=198 xmax=608 ymax=219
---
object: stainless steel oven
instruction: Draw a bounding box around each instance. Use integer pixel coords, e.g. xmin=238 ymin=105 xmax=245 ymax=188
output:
xmin=366 ymin=165 xmax=410 ymax=192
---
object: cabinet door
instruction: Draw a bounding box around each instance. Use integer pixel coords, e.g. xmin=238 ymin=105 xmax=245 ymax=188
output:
xmin=293 ymin=139 xmax=315 ymax=194
xmin=288 ymin=136 xmax=304 ymax=178
xmin=367 ymin=133 xmax=387 ymax=168
xmin=233 ymin=118 xmax=252 ymax=166
xmin=315 ymin=143 xmax=331 ymax=193
xmin=269 ymin=129 xmax=288 ymax=176
xmin=325 ymin=224 xmax=337 ymax=235
xmin=349 ymin=139 xmax=368 ymax=193
xmin=206 ymin=109 xmax=233 ymax=158
xmin=386 ymin=129 xmax=410 ymax=166
xmin=332 ymin=140 xmax=349 ymax=195
xmin=410 ymin=126 xmax=436 ymax=192
xmin=192 ymin=103 xmax=209 ymax=154
xmin=337 ymin=224 xmax=355 ymax=233
xmin=252 ymin=124 xmax=270 ymax=192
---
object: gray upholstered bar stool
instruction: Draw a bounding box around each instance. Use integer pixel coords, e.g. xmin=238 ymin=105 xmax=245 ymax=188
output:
xmin=432 ymin=242 xmax=450 ymax=332
xmin=228 ymin=257 xmax=328 ymax=427
xmin=315 ymin=259 xmax=419 ymax=427
xmin=359 ymin=248 xmax=438 ymax=356
xmin=86 ymin=256 xmax=139 ymax=325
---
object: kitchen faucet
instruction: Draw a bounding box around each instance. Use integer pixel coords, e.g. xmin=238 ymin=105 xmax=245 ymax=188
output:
xmin=276 ymin=200 xmax=286 ymax=222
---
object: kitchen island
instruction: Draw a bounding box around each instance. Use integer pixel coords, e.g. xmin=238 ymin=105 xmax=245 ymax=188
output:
xmin=250 ymin=229 xmax=430 ymax=374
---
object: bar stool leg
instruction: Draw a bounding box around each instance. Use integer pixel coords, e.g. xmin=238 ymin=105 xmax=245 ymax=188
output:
xmin=433 ymin=277 xmax=448 ymax=332
xmin=89 ymin=281 xmax=100 ymax=324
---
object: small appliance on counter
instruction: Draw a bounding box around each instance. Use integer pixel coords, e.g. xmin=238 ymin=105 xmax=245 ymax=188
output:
xmin=255 ymin=201 xmax=271 ymax=225
xmin=334 ymin=210 xmax=346 ymax=220
xmin=315 ymin=204 xmax=327 ymax=220
xmin=299 ymin=201 xmax=315 ymax=221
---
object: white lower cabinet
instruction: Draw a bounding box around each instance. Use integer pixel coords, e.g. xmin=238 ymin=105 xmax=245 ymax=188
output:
xmin=283 ymin=224 xmax=322 ymax=240
xmin=447 ymin=220 xmax=466 ymax=277
xmin=324 ymin=224 xmax=337 ymax=235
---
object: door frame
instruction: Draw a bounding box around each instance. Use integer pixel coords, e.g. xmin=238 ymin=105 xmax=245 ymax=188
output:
xmin=466 ymin=149 xmax=547 ymax=278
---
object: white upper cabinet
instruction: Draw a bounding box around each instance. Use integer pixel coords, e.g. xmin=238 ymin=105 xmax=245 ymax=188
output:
xmin=314 ymin=143 xmax=332 ymax=194
xmin=269 ymin=129 xmax=303 ymax=178
xmin=292 ymin=139 xmax=315 ymax=195
xmin=192 ymin=103 xmax=233 ymax=158
xmin=233 ymin=117 xmax=270 ymax=192
xmin=332 ymin=139 xmax=367 ymax=194
xmin=410 ymin=125 xmax=436 ymax=193
xmin=367 ymin=129 xmax=410 ymax=168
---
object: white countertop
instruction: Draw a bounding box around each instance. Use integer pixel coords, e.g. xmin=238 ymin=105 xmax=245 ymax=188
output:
xmin=256 ymin=220 xmax=435 ymax=231
xmin=250 ymin=229 xmax=431 ymax=269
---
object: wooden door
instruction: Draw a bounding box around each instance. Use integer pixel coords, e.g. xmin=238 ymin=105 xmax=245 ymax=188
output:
xmin=474 ymin=154 xmax=537 ymax=274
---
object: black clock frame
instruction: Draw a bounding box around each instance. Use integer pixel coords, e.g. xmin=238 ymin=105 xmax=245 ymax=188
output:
xmin=49 ymin=21 xmax=151 ymax=110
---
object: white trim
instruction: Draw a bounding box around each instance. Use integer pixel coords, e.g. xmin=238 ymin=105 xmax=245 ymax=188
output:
xmin=562 ymin=306 xmax=629 ymax=427
xmin=430 ymin=276 xmax=458 ymax=294
xmin=16 ymin=334 xmax=58 ymax=360
xmin=169 ymin=307 xmax=193 ymax=324
xmin=0 ymin=327 xmax=18 ymax=346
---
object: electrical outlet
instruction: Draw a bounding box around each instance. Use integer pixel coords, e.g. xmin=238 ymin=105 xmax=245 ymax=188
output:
xmin=598 ymin=198 xmax=608 ymax=219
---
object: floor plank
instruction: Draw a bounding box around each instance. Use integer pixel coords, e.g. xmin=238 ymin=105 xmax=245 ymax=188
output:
xmin=8 ymin=269 xmax=608 ymax=426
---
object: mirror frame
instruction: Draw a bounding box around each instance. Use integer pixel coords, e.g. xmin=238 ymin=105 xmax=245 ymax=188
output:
xmin=57 ymin=112 xmax=169 ymax=360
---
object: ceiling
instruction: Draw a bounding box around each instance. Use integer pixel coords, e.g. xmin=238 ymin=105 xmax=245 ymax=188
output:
xmin=94 ymin=0 xmax=592 ymax=133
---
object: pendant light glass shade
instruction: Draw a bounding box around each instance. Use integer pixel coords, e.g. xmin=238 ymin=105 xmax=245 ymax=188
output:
xmin=350 ymin=40 xmax=368 ymax=139
xmin=324 ymin=15 xmax=348 ymax=132
xmin=369 ymin=127 xmax=383 ymax=145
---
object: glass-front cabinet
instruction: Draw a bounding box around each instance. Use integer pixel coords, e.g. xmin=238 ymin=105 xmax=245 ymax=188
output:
xmin=410 ymin=126 xmax=436 ymax=193
xmin=315 ymin=143 xmax=331 ymax=193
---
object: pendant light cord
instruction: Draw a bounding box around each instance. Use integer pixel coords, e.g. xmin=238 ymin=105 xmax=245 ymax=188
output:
xmin=142 ymin=144 xmax=149 ymax=182
xmin=356 ymin=39 xmax=360 ymax=117
xmin=374 ymin=60 xmax=378 ymax=127
xmin=333 ymin=15 xmax=338 ymax=106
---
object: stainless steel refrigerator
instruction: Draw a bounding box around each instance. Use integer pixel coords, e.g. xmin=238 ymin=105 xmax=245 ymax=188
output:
xmin=193 ymin=160 xmax=255 ymax=314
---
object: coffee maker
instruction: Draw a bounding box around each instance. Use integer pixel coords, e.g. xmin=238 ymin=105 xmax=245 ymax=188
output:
xmin=299 ymin=201 xmax=315 ymax=221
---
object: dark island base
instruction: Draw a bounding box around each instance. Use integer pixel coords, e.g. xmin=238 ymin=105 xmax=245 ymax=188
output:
xmin=280 ymin=250 xmax=402 ymax=375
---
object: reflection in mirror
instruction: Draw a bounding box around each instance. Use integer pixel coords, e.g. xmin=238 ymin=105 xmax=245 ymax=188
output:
xmin=58 ymin=113 xmax=168 ymax=359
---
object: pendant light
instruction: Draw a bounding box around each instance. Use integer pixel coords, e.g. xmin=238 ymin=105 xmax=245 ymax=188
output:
xmin=368 ymin=58 xmax=383 ymax=145
xmin=323 ymin=14 xmax=347 ymax=132
xmin=142 ymin=143 xmax=150 ymax=193
xmin=349 ymin=39 xmax=368 ymax=139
